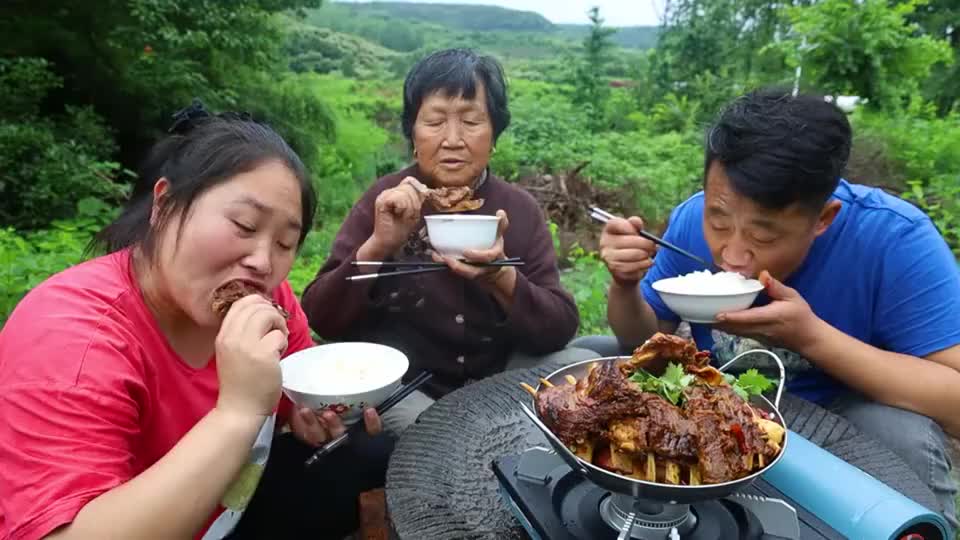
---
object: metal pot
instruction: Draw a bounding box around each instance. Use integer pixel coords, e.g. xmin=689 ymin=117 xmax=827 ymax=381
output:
xmin=518 ymin=348 xmax=788 ymax=504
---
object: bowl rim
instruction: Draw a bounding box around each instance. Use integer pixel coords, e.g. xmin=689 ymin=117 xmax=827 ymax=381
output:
xmin=280 ymin=342 xmax=409 ymax=397
xmin=651 ymin=275 xmax=764 ymax=297
xmin=424 ymin=214 xmax=500 ymax=222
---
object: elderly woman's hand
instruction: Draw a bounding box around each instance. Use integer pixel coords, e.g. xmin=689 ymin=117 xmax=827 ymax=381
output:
xmin=365 ymin=177 xmax=429 ymax=258
xmin=434 ymin=210 xmax=516 ymax=292
xmin=289 ymin=406 xmax=383 ymax=447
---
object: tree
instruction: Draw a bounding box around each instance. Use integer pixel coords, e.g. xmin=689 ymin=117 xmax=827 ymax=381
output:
xmin=772 ymin=0 xmax=953 ymax=110
xmin=907 ymin=0 xmax=960 ymax=114
xmin=569 ymin=7 xmax=617 ymax=130
xmin=0 ymin=0 xmax=326 ymax=165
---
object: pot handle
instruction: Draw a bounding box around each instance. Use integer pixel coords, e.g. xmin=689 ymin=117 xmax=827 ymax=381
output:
xmin=518 ymin=402 xmax=589 ymax=476
xmin=716 ymin=348 xmax=786 ymax=410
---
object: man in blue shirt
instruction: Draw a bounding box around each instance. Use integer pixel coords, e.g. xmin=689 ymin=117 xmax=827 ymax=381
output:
xmin=578 ymin=88 xmax=960 ymax=529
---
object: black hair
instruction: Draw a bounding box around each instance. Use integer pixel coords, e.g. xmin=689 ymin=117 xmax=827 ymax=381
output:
xmin=401 ymin=48 xmax=510 ymax=146
xmin=92 ymin=99 xmax=316 ymax=257
xmin=704 ymin=87 xmax=852 ymax=212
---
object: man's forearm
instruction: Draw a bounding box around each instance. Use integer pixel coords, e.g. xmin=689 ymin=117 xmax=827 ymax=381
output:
xmin=607 ymin=282 xmax=661 ymax=349
xmin=800 ymin=319 xmax=960 ymax=436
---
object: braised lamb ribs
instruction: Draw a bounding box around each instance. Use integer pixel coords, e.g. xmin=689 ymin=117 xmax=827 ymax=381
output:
xmin=531 ymin=333 xmax=780 ymax=484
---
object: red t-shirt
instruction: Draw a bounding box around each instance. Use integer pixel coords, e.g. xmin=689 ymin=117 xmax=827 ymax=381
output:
xmin=0 ymin=249 xmax=315 ymax=540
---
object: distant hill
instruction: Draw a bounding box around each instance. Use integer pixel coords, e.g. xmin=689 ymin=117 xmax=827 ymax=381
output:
xmin=322 ymin=1 xmax=659 ymax=49
xmin=330 ymin=1 xmax=554 ymax=32
xmin=295 ymin=1 xmax=656 ymax=80
xmin=555 ymin=24 xmax=659 ymax=50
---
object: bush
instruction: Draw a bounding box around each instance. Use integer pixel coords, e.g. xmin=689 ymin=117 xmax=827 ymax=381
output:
xmin=0 ymin=198 xmax=115 ymax=326
xmin=0 ymin=59 xmax=129 ymax=229
xmin=850 ymin=106 xmax=960 ymax=256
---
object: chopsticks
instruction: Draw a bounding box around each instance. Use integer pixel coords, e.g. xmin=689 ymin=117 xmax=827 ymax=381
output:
xmin=352 ymin=257 xmax=522 ymax=268
xmin=304 ymin=371 xmax=434 ymax=467
xmin=588 ymin=206 xmax=719 ymax=271
xmin=347 ymin=257 xmax=523 ymax=281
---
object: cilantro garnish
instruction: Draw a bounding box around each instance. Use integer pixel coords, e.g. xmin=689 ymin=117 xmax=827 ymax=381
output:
xmin=631 ymin=364 xmax=776 ymax=405
xmin=629 ymin=362 xmax=695 ymax=405
xmin=724 ymin=369 xmax=775 ymax=400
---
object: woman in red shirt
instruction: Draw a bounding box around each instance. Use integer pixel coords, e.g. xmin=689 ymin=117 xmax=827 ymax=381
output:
xmin=0 ymin=104 xmax=382 ymax=539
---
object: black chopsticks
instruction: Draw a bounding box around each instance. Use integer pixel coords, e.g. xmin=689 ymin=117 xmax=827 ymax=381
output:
xmin=304 ymin=371 xmax=434 ymax=467
xmin=347 ymin=257 xmax=523 ymax=281
xmin=588 ymin=206 xmax=720 ymax=271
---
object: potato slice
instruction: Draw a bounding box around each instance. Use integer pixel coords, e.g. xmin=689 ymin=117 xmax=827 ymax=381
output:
xmin=690 ymin=466 xmax=701 ymax=485
xmin=520 ymin=383 xmax=537 ymax=397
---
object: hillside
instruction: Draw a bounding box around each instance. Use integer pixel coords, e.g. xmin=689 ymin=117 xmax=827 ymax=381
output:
xmin=308 ymin=1 xmax=659 ymax=53
xmin=329 ymin=1 xmax=554 ymax=32
xmin=555 ymin=24 xmax=659 ymax=49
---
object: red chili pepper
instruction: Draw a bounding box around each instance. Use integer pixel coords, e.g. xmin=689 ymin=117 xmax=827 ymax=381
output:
xmin=730 ymin=423 xmax=748 ymax=454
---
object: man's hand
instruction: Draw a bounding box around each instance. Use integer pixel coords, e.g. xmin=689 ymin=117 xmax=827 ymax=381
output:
xmin=599 ymin=216 xmax=658 ymax=287
xmin=715 ymin=270 xmax=824 ymax=352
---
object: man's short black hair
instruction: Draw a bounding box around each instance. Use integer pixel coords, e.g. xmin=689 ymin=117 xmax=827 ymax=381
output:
xmin=401 ymin=48 xmax=510 ymax=145
xmin=705 ymin=87 xmax=852 ymax=212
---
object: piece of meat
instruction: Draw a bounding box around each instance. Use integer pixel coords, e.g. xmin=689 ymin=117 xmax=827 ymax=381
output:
xmin=607 ymin=397 xmax=699 ymax=461
xmin=684 ymin=385 xmax=774 ymax=458
xmin=620 ymin=332 xmax=707 ymax=377
xmin=686 ymin=409 xmax=749 ymax=483
xmin=537 ymin=361 xmax=649 ymax=445
xmin=211 ymin=280 xmax=290 ymax=319
xmin=426 ymin=186 xmax=484 ymax=212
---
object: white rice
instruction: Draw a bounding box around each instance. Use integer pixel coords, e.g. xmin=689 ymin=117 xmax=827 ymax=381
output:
xmin=656 ymin=270 xmax=762 ymax=295
xmin=297 ymin=357 xmax=383 ymax=395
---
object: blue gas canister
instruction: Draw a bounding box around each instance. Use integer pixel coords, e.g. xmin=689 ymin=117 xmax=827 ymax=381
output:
xmin=762 ymin=430 xmax=951 ymax=540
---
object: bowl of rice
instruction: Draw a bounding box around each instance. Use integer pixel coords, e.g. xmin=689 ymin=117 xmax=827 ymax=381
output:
xmin=280 ymin=342 xmax=409 ymax=425
xmin=652 ymin=270 xmax=764 ymax=323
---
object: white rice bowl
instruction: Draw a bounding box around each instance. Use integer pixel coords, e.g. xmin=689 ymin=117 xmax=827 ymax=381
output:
xmin=281 ymin=342 xmax=409 ymax=425
xmin=652 ymin=270 xmax=764 ymax=323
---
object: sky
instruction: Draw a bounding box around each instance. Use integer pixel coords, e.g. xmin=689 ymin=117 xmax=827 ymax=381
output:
xmin=337 ymin=0 xmax=663 ymax=27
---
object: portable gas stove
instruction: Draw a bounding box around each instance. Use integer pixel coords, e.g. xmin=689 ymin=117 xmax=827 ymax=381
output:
xmin=493 ymin=435 xmax=950 ymax=540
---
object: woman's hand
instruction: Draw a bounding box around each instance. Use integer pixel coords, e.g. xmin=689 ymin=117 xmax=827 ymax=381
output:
xmin=214 ymin=294 xmax=289 ymax=418
xmin=366 ymin=177 xmax=429 ymax=257
xmin=435 ymin=209 xmax=514 ymax=287
xmin=290 ymin=407 xmax=383 ymax=447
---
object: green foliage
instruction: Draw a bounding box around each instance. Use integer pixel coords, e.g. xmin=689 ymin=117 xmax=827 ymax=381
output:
xmin=568 ymin=8 xmax=617 ymax=129
xmin=286 ymin=22 xmax=401 ymax=77
xmin=0 ymin=59 xmax=129 ymax=229
xmin=0 ymin=199 xmax=116 ymax=327
xmin=560 ymin=246 xmax=612 ymax=337
xmin=773 ymin=0 xmax=953 ymax=110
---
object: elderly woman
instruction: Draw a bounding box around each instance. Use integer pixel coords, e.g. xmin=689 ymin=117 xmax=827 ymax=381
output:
xmin=301 ymin=48 xmax=593 ymax=433
xmin=0 ymin=105 xmax=386 ymax=540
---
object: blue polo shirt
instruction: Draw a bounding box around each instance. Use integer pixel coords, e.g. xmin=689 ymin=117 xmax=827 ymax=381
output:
xmin=640 ymin=180 xmax=960 ymax=404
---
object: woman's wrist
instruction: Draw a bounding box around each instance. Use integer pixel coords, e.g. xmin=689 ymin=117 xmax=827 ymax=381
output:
xmin=357 ymin=236 xmax=391 ymax=267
